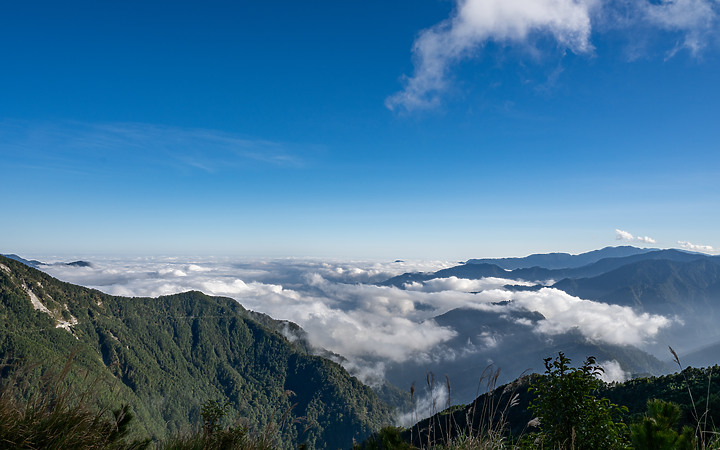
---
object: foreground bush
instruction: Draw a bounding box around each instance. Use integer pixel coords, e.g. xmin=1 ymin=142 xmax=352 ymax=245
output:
xmin=0 ymin=357 xmax=150 ymax=449
xmin=160 ymin=400 xmax=277 ymax=450
xmin=354 ymin=426 xmax=414 ymax=450
xmin=525 ymin=353 xmax=629 ymax=449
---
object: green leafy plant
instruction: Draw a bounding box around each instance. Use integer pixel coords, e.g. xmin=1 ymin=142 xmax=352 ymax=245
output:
xmin=630 ymin=399 xmax=695 ymax=450
xmin=201 ymin=400 xmax=232 ymax=437
xmin=526 ymin=352 xmax=629 ymax=450
xmin=668 ymin=346 xmax=719 ymax=449
xmin=160 ymin=397 xmax=309 ymax=450
xmin=354 ymin=426 xmax=415 ymax=450
xmin=162 ymin=399 xmax=260 ymax=450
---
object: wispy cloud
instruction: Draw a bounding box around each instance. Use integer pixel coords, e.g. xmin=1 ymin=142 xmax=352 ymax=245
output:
xmin=644 ymin=0 xmax=719 ymax=56
xmin=678 ymin=240 xmax=716 ymax=254
xmin=615 ymin=228 xmax=657 ymax=244
xmin=397 ymin=383 xmax=449 ymax=427
xmin=0 ymin=120 xmax=305 ymax=174
xmin=388 ymin=0 xmax=720 ymax=111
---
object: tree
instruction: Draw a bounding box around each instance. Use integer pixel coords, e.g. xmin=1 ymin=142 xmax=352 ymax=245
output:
xmin=630 ymin=399 xmax=694 ymax=450
xmin=527 ymin=352 xmax=630 ymax=449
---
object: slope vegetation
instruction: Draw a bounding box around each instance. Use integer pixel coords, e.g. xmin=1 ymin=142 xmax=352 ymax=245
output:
xmin=0 ymin=255 xmax=392 ymax=449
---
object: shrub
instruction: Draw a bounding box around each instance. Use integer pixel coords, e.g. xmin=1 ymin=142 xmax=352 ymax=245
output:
xmin=630 ymin=399 xmax=694 ymax=450
xmin=0 ymin=356 xmax=150 ymax=449
xmin=526 ymin=352 xmax=629 ymax=450
xmin=160 ymin=399 xmax=280 ymax=450
xmin=354 ymin=426 xmax=415 ymax=450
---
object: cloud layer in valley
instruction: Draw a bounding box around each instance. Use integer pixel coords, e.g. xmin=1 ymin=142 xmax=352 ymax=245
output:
xmin=36 ymin=256 xmax=672 ymax=387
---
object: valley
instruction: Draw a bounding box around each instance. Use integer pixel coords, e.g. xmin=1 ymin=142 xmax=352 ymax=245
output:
xmin=3 ymin=245 xmax=720 ymax=447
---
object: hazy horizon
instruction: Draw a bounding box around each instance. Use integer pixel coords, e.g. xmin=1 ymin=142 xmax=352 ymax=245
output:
xmin=8 ymin=236 xmax=716 ymax=263
xmin=14 ymin=249 xmax=683 ymax=379
xmin=6 ymin=243 xmax=718 ymax=416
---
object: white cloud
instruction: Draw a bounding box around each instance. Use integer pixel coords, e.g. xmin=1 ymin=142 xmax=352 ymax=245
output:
xmin=598 ymin=359 xmax=628 ymax=383
xmin=678 ymin=240 xmax=716 ymax=253
xmin=644 ymin=0 xmax=718 ymax=55
xmin=396 ymin=383 xmax=450 ymax=426
xmin=511 ymin=288 xmax=671 ymax=346
xmin=36 ymin=258 xmax=672 ymax=385
xmin=386 ymin=0 xmax=595 ymax=111
xmin=615 ymin=229 xmax=634 ymax=241
xmin=158 ymin=268 xmax=187 ymax=277
xmin=38 ymin=258 xmax=463 ymax=382
xmin=478 ymin=331 xmax=500 ymax=349
xmin=405 ymin=276 xmax=534 ymax=293
xmin=615 ymin=228 xmax=657 ymax=244
xmin=387 ymin=0 xmax=720 ymax=111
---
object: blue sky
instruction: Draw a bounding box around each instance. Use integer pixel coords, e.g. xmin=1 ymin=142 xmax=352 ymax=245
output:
xmin=1 ymin=0 xmax=719 ymax=259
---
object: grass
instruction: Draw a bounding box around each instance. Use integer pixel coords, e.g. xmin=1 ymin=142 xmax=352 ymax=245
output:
xmin=669 ymin=346 xmax=720 ymax=449
xmin=0 ymin=355 xmax=296 ymax=450
xmin=0 ymin=354 xmax=149 ymax=449
xmin=373 ymin=349 xmax=720 ymax=450
xmin=396 ymin=367 xmax=524 ymax=449
xmin=158 ymin=398 xmax=302 ymax=450
xmin=3 ymin=349 xmax=720 ymax=449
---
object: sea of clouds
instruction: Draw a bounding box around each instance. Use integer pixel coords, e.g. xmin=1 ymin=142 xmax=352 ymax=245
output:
xmin=37 ymin=256 xmax=672 ymax=388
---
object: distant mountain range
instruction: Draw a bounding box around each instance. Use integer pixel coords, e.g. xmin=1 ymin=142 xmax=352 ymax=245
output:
xmin=466 ymin=245 xmax=657 ymax=269
xmin=553 ymin=258 xmax=720 ymax=314
xmin=381 ymin=306 xmax=671 ymax=404
xmin=383 ymin=247 xmax=717 ymax=287
xmin=377 ymin=246 xmax=720 ymax=401
xmin=2 ymin=253 xmax=92 ymax=268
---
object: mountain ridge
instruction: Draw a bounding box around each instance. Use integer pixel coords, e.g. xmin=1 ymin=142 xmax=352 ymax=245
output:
xmin=0 ymin=254 xmax=392 ymax=449
xmin=375 ymin=246 xmax=720 ymax=402
xmin=465 ymin=245 xmax=659 ymax=270
xmin=2 ymin=253 xmax=93 ymax=268
xmin=382 ymin=247 xmax=715 ymax=288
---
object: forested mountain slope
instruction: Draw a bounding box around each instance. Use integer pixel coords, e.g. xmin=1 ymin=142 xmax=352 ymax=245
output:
xmin=0 ymin=255 xmax=392 ymax=449
xmin=552 ymin=258 xmax=720 ymax=314
xmin=392 ymin=362 xmax=720 ymax=448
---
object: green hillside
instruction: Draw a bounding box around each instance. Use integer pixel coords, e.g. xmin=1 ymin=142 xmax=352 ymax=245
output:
xmin=382 ymin=359 xmax=720 ymax=448
xmin=0 ymin=255 xmax=393 ymax=449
